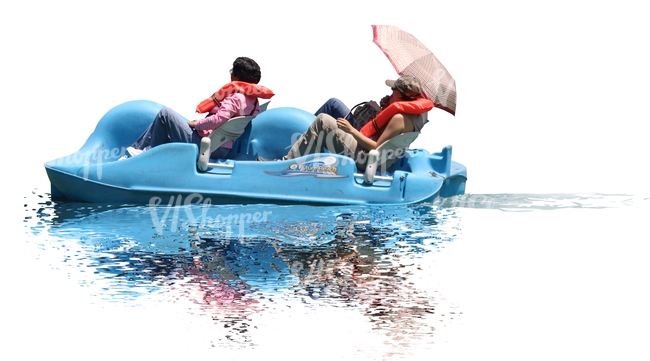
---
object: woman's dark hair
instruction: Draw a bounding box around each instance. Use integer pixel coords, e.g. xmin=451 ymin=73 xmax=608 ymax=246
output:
xmin=231 ymin=57 xmax=261 ymax=84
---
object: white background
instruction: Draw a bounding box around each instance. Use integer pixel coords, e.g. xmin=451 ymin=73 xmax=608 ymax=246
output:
xmin=2 ymin=0 xmax=648 ymax=196
xmin=2 ymin=2 xmax=649 ymax=359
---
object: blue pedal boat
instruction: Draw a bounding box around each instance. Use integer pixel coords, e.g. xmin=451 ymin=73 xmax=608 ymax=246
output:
xmin=44 ymin=100 xmax=467 ymax=205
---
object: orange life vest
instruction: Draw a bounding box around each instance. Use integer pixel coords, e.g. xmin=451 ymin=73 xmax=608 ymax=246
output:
xmin=195 ymin=81 xmax=275 ymax=113
xmin=359 ymin=97 xmax=434 ymax=138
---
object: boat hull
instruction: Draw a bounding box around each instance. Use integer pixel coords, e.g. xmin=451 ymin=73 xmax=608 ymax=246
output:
xmin=44 ymin=100 xmax=467 ymax=205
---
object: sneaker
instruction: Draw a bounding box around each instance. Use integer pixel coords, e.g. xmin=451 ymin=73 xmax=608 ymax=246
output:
xmin=118 ymin=146 xmax=149 ymax=161
xmin=127 ymin=146 xmax=144 ymax=157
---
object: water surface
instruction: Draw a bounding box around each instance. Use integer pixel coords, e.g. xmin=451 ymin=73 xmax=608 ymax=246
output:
xmin=11 ymin=190 xmax=650 ymax=360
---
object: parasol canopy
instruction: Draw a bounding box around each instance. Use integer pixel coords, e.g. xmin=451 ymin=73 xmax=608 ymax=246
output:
xmin=372 ymin=24 xmax=457 ymax=116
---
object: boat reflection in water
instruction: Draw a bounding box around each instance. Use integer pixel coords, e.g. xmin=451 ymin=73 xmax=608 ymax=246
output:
xmin=27 ymin=193 xmax=461 ymax=348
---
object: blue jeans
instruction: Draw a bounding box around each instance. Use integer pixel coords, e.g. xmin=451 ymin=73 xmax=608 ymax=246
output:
xmin=314 ymin=98 xmax=350 ymax=120
xmin=131 ymin=107 xmax=231 ymax=159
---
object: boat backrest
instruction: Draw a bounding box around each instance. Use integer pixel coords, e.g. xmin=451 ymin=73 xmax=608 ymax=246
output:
xmin=198 ymin=102 xmax=274 ymax=168
xmin=207 ymin=115 xmax=255 ymax=154
xmin=209 ymin=101 xmax=269 ymax=154
xmin=197 ymin=114 xmax=257 ymax=171
xmin=364 ymin=132 xmax=420 ymax=184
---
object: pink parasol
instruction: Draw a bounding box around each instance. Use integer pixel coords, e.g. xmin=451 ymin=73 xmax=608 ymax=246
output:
xmin=372 ymin=25 xmax=457 ymax=116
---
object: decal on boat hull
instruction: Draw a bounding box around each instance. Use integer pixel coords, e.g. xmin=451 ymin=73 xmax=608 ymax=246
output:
xmin=264 ymin=156 xmax=348 ymax=178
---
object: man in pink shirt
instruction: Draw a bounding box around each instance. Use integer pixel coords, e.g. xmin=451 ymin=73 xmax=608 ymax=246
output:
xmin=122 ymin=57 xmax=263 ymax=160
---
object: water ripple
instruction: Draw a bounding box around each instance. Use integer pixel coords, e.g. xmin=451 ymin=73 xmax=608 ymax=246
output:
xmin=21 ymin=188 xmax=463 ymax=351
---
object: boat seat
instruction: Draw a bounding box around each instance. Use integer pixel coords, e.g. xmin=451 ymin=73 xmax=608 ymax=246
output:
xmin=364 ymin=132 xmax=420 ymax=184
xmin=197 ymin=115 xmax=253 ymax=171
xmin=197 ymin=101 xmax=271 ymax=171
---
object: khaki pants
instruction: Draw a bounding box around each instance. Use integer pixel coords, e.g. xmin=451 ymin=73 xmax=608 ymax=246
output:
xmin=285 ymin=113 xmax=369 ymax=170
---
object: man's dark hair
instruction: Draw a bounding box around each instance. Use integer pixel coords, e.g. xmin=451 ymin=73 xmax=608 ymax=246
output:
xmin=232 ymin=57 xmax=261 ymax=84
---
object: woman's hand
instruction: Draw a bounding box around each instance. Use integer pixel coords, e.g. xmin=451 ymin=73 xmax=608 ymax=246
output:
xmin=188 ymin=120 xmax=197 ymax=129
xmin=336 ymin=118 xmax=353 ymax=133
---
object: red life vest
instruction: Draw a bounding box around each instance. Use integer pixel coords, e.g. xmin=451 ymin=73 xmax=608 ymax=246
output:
xmin=195 ymin=81 xmax=275 ymax=113
xmin=359 ymin=97 xmax=434 ymax=138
